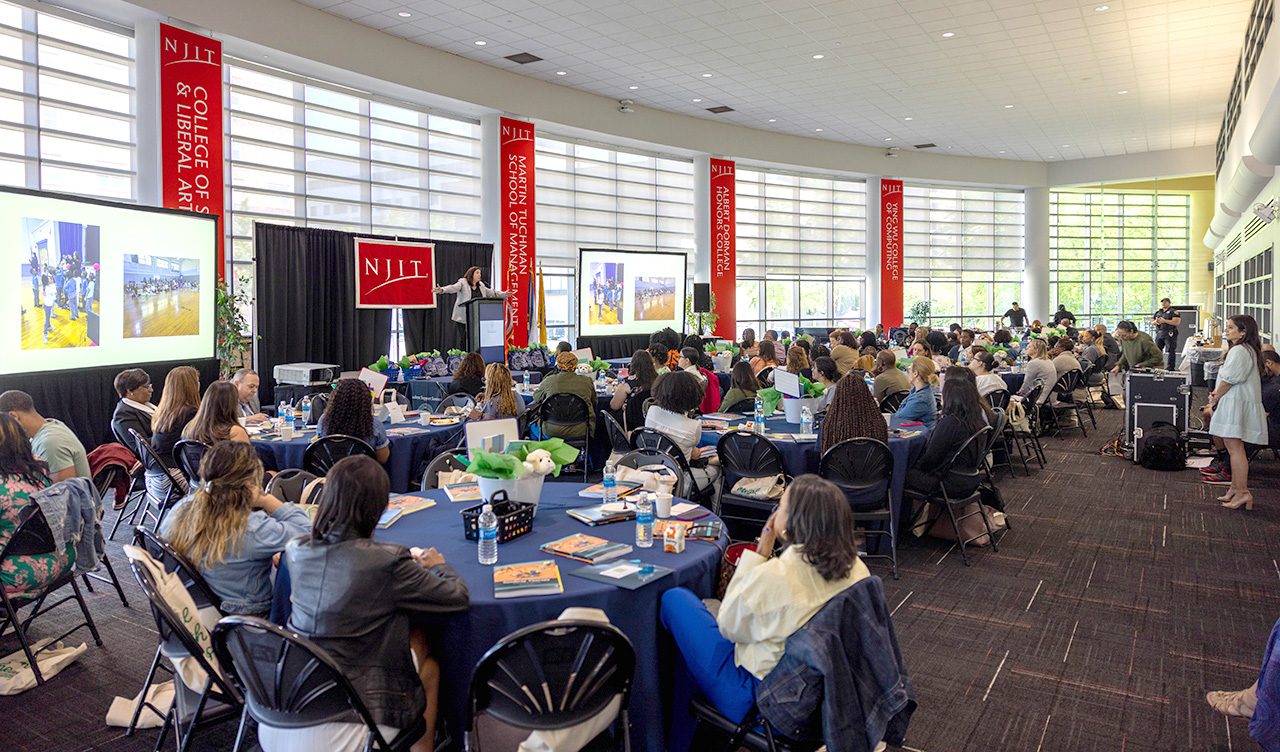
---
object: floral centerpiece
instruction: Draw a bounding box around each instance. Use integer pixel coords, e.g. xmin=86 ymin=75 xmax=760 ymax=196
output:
xmin=756 ymin=376 xmax=826 ymax=421
xmin=588 ymin=358 xmax=611 ymax=372
xmin=368 ymin=355 xmax=399 ymax=380
xmin=463 ymin=438 xmax=581 ymax=512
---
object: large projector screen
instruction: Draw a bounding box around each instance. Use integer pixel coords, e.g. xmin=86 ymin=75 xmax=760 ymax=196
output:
xmin=0 ymin=187 xmax=217 ymax=376
xmin=577 ymin=249 xmax=688 ymax=338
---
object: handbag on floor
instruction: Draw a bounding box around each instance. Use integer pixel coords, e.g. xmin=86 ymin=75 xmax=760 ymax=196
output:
xmin=0 ymin=639 xmax=86 ymax=695
xmin=729 ymin=473 xmax=786 ymax=500
xmin=715 ymin=542 xmax=757 ymax=600
xmin=910 ymin=502 xmax=1006 ymax=547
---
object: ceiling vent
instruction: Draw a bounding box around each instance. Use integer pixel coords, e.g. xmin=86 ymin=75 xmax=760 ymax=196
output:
xmin=504 ymin=52 xmax=543 ymax=64
xmin=706 ymin=105 xmax=734 ymax=114
xmin=914 ymin=143 xmax=937 ymax=149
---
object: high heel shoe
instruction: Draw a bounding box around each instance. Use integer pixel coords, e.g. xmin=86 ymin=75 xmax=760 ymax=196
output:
xmin=1221 ymin=494 xmax=1254 ymax=510
xmin=1217 ymin=490 xmax=1237 ymax=502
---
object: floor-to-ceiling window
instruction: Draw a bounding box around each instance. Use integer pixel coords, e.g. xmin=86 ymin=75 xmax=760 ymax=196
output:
xmin=902 ymin=185 xmax=1025 ymax=330
xmin=734 ymin=169 xmax=866 ymax=337
xmin=0 ymin=1 xmax=135 ymax=201
xmin=535 ymin=136 xmax=695 ymax=343
xmin=1050 ymin=190 xmax=1190 ymax=328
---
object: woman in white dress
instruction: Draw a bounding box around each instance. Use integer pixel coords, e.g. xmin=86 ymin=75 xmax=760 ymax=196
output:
xmin=1209 ymin=315 xmax=1269 ymax=511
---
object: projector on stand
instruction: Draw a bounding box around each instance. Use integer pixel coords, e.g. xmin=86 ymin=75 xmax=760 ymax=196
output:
xmin=273 ymin=362 xmax=342 ymax=386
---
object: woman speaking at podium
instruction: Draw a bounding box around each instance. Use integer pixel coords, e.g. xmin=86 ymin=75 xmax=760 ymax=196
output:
xmin=433 ymin=266 xmax=511 ymax=348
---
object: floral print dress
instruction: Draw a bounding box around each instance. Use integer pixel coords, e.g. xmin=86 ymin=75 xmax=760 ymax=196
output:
xmin=0 ymin=473 xmax=73 ymax=594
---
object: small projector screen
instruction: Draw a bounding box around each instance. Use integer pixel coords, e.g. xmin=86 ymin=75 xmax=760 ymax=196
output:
xmin=0 ymin=187 xmax=217 ymax=376
xmin=577 ymin=249 xmax=688 ymax=338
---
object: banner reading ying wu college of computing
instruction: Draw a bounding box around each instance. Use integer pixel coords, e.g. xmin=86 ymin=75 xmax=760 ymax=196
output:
xmin=353 ymin=239 xmax=436 ymax=309
xmin=159 ymin=24 xmax=224 ymax=278
xmin=709 ymin=158 xmax=736 ymax=339
xmin=501 ymin=117 xmax=535 ymax=348
xmin=880 ymin=179 xmax=904 ymax=327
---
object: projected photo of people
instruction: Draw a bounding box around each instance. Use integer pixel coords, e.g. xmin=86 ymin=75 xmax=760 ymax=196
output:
xmin=123 ymin=255 xmax=201 ymax=338
xmin=20 ymin=218 xmax=101 ymax=350
xmin=587 ymin=262 xmax=624 ymax=326
xmin=634 ymin=276 xmax=676 ymax=321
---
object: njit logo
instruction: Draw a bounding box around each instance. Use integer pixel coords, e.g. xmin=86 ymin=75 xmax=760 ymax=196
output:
xmin=355 ymin=240 xmax=437 ymax=309
xmin=502 ymin=119 xmax=534 ymax=143
xmin=711 ymin=161 xmax=735 ymax=178
xmin=162 ymin=31 xmax=219 ymax=65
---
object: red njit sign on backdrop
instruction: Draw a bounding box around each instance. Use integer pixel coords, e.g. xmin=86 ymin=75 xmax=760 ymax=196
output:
xmin=159 ymin=24 xmax=225 ymax=276
xmin=501 ymin=117 xmax=536 ymax=348
xmin=709 ymin=158 xmax=736 ymax=339
xmin=880 ymin=179 xmax=904 ymax=327
xmin=354 ymin=239 xmax=436 ymax=309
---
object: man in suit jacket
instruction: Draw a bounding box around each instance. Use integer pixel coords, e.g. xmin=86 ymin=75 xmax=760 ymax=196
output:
xmin=110 ymin=368 xmax=154 ymax=451
xmin=232 ymin=368 xmax=267 ymax=422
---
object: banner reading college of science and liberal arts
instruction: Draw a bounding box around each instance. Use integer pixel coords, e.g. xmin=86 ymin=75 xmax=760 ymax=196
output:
xmin=159 ymin=24 xmax=224 ymax=277
xmin=880 ymin=179 xmax=904 ymax=327
xmin=354 ymin=239 xmax=436 ymax=309
xmin=501 ymin=117 xmax=535 ymax=348
xmin=709 ymin=158 xmax=736 ymax=339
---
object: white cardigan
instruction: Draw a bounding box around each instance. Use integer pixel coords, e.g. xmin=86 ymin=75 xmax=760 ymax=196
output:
xmin=437 ymin=278 xmax=505 ymax=324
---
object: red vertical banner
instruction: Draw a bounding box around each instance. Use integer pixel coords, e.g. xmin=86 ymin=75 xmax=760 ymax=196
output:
xmin=500 ymin=117 xmax=536 ymax=348
xmin=709 ymin=158 xmax=736 ymax=339
xmin=880 ymin=179 xmax=904 ymax=327
xmin=159 ymin=24 xmax=224 ymax=278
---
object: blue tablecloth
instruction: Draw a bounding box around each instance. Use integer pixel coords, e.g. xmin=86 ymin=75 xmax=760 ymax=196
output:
xmin=407 ymin=372 xmax=544 ymax=410
xmin=271 ymin=483 xmax=726 ymax=752
xmin=1000 ymin=371 xmax=1025 ymax=394
xmin=252 ymin=420 xmax=464 ymax=493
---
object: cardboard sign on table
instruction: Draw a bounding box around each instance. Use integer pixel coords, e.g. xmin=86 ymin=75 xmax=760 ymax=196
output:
xmin=359 ymin=367 xmax=389 ymax=396
xmin=571 ymin=347 xmax=594 ymax=363
xmin=773 ymin=369 xmax=801 ymax=398
xmin=385 ymin=401 xmax=407 ymax=424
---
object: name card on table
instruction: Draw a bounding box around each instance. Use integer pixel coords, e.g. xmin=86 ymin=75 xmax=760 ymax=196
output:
xmin=773 ymin=369 xmax=801 ymax=398
xmin=385 ymin=401 xmax=407 ymax=424
xmin=360 ymin=367 xmax=389 ymax=396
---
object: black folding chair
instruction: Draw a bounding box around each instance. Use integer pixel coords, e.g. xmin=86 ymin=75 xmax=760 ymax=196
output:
xmin=879 ymin=390 xmax=909 ymax=413
xmin=172 ymin=439 xmax=209 ymax=487
xmin=819 ymin=438 xmax=898 ymax=579
xmin=530 ymin=393 xmax=593 ymax=482
xmin=715 ymin=432 xmax=787 ymax=540
xmin=438 ymin=392 xmax=477 ymax=413
xmin=621 ymin=387 xmax=650 ymax=431
xmin=614 ymin=449 xmax=684 ymax=497
xmin=986 ymin=389 xmax=1010 ymax=411
xmin=214 ymin=615 xmax=423 ymax=752
xmin=302 ymin=434 xmax=375 ymax=476
xmin=129 ymin=428 xmax=185 ymax=534
xmin=467 ymin=619 xmax=636 ymax=752
xmin=1014 ymin=381 xmax=1047 ymax=469
xmin=722 ymin=397 xmax=756 ymax=413
xmin=630 ymin=427 xmax=714 ymax=506
xmin=1045 ymin=370 xmax=1088 ymax=437
xmin=984 ymin=407 xmax=1015 ymax=480
xmin=84 ymin=466 xmax=130 ymax=607
xmin=421 ymin=450 xmax=468 ymax=491
xmin=0 ymin=503 xmax=103 ymax=685
xmin=602 ymin=412 xmax=632 ymax=457
xmin=756 ymin=367 xmax=775 ymax=386
xmin=903 ymin=426 xmax=999 ymax=567
xmin=1078 ymin=360 xmax=1103 ymax=427
xmin=265 ymin=469 xmax=319 ymax=504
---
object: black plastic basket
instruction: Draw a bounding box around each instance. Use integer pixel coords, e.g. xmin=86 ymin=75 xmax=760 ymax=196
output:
xmin=461 ymin=490 xmax=535 ymax=543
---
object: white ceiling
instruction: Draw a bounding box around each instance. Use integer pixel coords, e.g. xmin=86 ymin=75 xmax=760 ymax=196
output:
xmin=298 ymin=0 xmax=1252 ymax=163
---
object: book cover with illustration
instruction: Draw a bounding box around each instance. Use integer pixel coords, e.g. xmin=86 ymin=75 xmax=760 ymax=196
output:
xmin=493 ymin=560 xmax=564 ymax=598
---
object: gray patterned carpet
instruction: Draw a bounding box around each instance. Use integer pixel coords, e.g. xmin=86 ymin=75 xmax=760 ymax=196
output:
xmin=1 ymin=401 xmax=1277 ymax=752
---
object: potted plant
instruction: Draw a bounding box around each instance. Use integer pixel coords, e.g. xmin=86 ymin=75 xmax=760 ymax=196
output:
xmin=907 ymin=300 xmax=932 ymax=326
xmin=756 ymin=377 xmax=826 ymax=423
xmin=465 ymin=439 xmax=581 ymax=513
xmin=214 ymin=277 xmax=253 ymax=379
xmin=684 ymin=290 xmax=721 ymax=335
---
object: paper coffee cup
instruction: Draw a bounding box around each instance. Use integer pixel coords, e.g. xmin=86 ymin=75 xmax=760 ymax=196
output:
xmin=656 ymin=492 xmax=673 ymax=518
xmin=280 ymin=423 xmax=294 ymax=440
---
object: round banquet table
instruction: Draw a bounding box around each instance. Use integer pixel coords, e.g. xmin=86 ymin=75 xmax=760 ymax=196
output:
xmin=270 ymin=483 xmax=727 ymax=752
xmin=1000 ymin=371 xmax=1025 ymax=394
xmin=251 ymin=419 xmax=464 ymax=493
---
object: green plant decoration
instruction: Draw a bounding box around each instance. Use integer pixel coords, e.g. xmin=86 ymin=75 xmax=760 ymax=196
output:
xmin=684 ymin=290 xmax=721 ymax=335
xmin=907 ymin=300 xmax=931 ymax=326
xmin=214 ymin=276 xmax=253 ymax=379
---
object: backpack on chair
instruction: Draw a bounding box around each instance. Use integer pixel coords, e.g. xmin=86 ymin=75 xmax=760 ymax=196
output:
xmin=1138 ymin=421 xmax=1186 ymax=471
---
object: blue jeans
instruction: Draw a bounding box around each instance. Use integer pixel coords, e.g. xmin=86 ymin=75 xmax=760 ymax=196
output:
xmin=1254 ymin=618 xmax=1280 ymax=751
xmin=660 ymin=587 xmax=760 ymax=724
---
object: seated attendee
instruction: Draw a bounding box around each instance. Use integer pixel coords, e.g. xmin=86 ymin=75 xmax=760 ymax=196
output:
xmin=794 ymin=338 xmax=812 ymax=358
xmin=859 ymin=330 xmax=878 ymax=351
xmin=828 ymin=330 xmax=859 ymax=376
xmin=1263 ymin=350 xmax=1280 ymax=440
xmin=648 ymin=343 xmax=671 ymax=375
xmin=231 ymin=368 xmax=267 ymax=422
xmin=811 ymin=343 xmax=832 ymax=361
xmin=750 ymin=340 xmax=781 ymax=377
xmin=532 ymin=352 xmax=597 ymax=438
xmin=945 ymin=333 xmax=963 ymax=363
xmin=446 ymin=352 xmax=486 ymax=398
xmin=781 ymin=346 xmax=811 ymax=380
xmin=739 ymin=328 xmax=759 ymax=359
xmin=1111 ymin=319 xmax=1165 ymax=372
xmin=610 ymin=350 xmax=659 ymax=430
xmin=0 ymin=413 xmax=71 ymax=593
xmin=162 ymin=441 xmax=310 ymax=616
xmin=992 ymin=328 xmax=1015 ymax=350
xmin=872 ymin=350 xmax=911 ymax=403
xmin=1077 ymin=330 xmax=1106 ymax=368
xmin=0 ymin=390 xmax=89 ymax=481
xmin=1094 ymin=323 xmax=1121 ymax=363
xmin=183 ymin=382 xmax=252 ymax=445
xmin=904 ymin=367 xmax=991 ymax=498
xmin=317 ymin=378 xmax=391 ymax=464
xmin=923 ymin=330 xmax=953 ymax=369
xmin=1016 ymin=339 xmax=1057 ymax=405
xmin=968 ymin=351 xmax=1007 ymax=398
xmin=763 ymin=329 xmax=779 ymax=343
xmin=721 ymin=361 xmax=760 ymax=412
xmin=282 ymin=455 xmax=469 ymax=752
xmin=820 ymin=372 xmax=888 ymax=454
xmin=472 ymin=363 xmax=527 ymax=422
xmin=812 ymin=357 xmax=840 ymax=411
xmin=644 ymin=371 xmax=718 ymax=485
xmin=111 ymin=368 xmax=155 ymax=446
xmin=659 ymin=475 xmax=869 ymax=723
xmin=894 ymin=357 xmax=939 ymax=427
xmin=679 ymin=347 xmax=709 ymax=387
xmin=1051 ymin=337 xmax=1083 ymax=378
xmin=150 ymin=366 xmax=201 ymax=467
xmin=555 ymin=341 xmax=573 ymax=354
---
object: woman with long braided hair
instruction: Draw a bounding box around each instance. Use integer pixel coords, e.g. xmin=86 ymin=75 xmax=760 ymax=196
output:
xmin=819 ymin=371 xmax=888 ymax=454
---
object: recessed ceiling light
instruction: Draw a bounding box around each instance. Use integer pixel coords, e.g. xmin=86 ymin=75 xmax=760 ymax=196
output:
xmin=884 ymin=137 xmax=893 ymax=141
xmin=904 ymin=117 xmax=913 ymax=121
xmin=815 ymin=128 xmax=824 ymax=132
xmin=812 ymin=54 xmax=825 ymax=59
xmin=397 ymin=10 xmax=411 ymax=17
xmin=998 ymin=150 xmax=1006 ymax=154
xmin=941 ymin=31 xmax=956 ymax=38
xmin=692 ymin=98 xmax=702 ymax=102
xmin=628 ymin=85 xmax=639 ymax=90
xmin=1094 ymin=4 xmax=1110 ymax=11
xmin=1004 ymin=104 xmax=1014 ymax=109
xmin=701 ymin=73 xmax=713 ymax=78
xmin=1061 ymin=144 xmax=1070 ymax=147
xmin=474 ymin=40 xmax=487 ymax=46
xmin=555 ymin=70 xmax=567 ymax=76
xmin=768 ymin=118 xmax=777 ymax=122
xmin=1117 ymin=89 xmax=1128 ymax=94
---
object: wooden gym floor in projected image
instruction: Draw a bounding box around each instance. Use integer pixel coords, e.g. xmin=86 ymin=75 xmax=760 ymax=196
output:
xmin=20 ymin=300 xmax=99 ymax=349
xmin=123 ymin=289 xmax=200 ymax=338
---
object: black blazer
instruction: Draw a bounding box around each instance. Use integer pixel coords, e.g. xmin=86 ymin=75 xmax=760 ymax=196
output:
xmin=447 ymin=377 xmax=485 ymax=398
xmin=111 ymin=401 xmax=153 ymax=450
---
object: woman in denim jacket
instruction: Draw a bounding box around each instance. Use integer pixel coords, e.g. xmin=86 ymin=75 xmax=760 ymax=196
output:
xmin=893 ymin=356 xmax=939 ymax=427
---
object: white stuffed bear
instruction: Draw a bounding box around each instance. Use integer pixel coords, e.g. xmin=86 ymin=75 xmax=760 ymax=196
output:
xmin=575 ymin=364 xmax=594 ymax=377
xmin=522 ymin=449 xmax=557 ymax=476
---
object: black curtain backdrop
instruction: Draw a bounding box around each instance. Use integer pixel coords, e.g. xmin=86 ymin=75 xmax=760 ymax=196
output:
xmin=0 ymin=358 xmax=220 ymax=450
xmin=254 ymin=224 xmax=393 ymax=407
xmin=577 ymin=334 xmax=655 ymax=360
xmin=400 ymin=239 xmax=493 ymax=354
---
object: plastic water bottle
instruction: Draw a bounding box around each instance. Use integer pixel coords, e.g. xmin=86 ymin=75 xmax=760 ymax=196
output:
xmin=800 ymin=406 xmax=813 ymax=435
xmin=278 ymin=400 xmax=290 ymax=422
xmin=864 ymin=371 xmax=874 ymax=390
xmin=477 ymin=504 xmax=498 ymax=565
xmin=300 ymin=395 xmax=312 ymax=425
xmin=753 ymin=395 xmax=765 ymax=433
xmin=602 ymin=463 xmax=618 ymax=506
xmin=636 ymin=493 xmax=654 ymax=548
xmin=523 ymin=371 xmax=531 ymax=390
